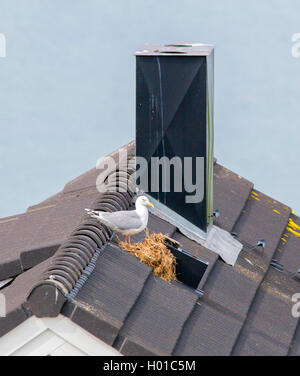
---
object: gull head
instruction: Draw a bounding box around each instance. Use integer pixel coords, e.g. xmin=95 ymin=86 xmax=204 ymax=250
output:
xmin=135 ymin=195 xmax=154 ymax=209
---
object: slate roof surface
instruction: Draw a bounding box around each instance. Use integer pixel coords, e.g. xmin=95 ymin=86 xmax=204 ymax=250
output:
xmin=0 ymin=186 xmax=99 ymax=281
xmin=0 ymin=140 xmax=299 ymax=356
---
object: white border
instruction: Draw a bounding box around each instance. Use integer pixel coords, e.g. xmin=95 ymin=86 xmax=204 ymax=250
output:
xmin=0 ymin=315 xmax=121 ymax=356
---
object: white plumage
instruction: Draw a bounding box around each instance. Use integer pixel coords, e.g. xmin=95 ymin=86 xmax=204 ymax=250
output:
xmin=85 ymin=195 xmax=154 ymax=243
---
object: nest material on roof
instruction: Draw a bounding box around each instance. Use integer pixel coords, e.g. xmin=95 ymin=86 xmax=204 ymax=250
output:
xmin=119 ymin=230 xmax=177 ymax=282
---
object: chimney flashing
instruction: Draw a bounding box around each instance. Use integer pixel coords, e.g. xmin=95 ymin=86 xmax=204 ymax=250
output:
xmin=143 ymin=192 xmax=209 ymax=241
xmin=144 ymin=192 xmax=243 ymax=266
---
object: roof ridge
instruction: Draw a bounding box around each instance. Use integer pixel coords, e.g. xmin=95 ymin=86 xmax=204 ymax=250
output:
xmin=26 ymin=148 xmax=136 ymax=317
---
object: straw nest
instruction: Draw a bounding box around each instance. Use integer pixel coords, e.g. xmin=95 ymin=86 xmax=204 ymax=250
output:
xmin=119 ymin=230 xmax=177 ymax=282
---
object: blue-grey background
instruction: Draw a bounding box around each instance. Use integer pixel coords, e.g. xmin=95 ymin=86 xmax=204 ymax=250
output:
xmin=0 ymin=0 xmax=299 ymax=218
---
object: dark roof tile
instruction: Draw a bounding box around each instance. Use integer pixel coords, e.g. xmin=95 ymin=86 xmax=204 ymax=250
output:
xmin=0 ymin=306 xmax=28 ymax=338
xmin=0 ymin=188 xmax=99 ymax=280
xmin=202 ymin=260 xmax=259 ymax=318
xmin=63 ymin=141 xmax=135 ymax=194
xmin=118 ymin=274 xmax=198 ymax=355
xmin=213 ymin=163 xmax=253 ymax=232
xmin=275 ymin=214 xmax=300 ymax=272
xmin=63 ymin=168 xmax=99 ymax=194
xmin=233 ymin=275 xmax=299 ymax=355
xmin=70 ymin=304 xmax=120 ymax=346
xmin=233 ymin=189 xmax=290 ymax=264
xmin=66 ymin=244 xmax=151 ymax=345
xmin=174 ymin=302 xmax=242 ymax=356
xmin=230 ymin=195 xmax=295 ymax=355
xmin=0 ymin=257 xmax=52 ymax=337
xmin=20 ymin=243 xmax=60 ymax=271
xmin=233 ymin=329 xmax=288 ymax=356
xmin=116 ymin=337 xmax=157 ymax=356
xmin=289 ymin=323 xmax=300 ymax=356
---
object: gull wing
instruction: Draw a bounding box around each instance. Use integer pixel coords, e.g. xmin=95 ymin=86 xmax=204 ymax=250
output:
xmin=99 ymin=210 xmax=142 ymax=231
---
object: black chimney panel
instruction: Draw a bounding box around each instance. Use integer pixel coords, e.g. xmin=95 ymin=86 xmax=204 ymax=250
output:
xmin=135 ymin=44 xmax=214 ymax=233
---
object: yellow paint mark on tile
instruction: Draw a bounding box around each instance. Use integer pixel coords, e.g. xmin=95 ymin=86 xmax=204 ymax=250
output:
xmin=283 ymin=234 xmax=289 ymax=237
xmin=273 ymin=209 xmax=280 ymax=215
xmin=250 ymin=195 xmax=260 ymax=201
xmin=251 ymin=191 xmax=259 ymax=196
xmin=292 ymin=210 xmax=296 ymax=214
xmin=289 ymin=218 xmax=300 ymax=231
xmin=286 ymin=226 xmax=300 ymax=238
xmin=280 ymin=238 xmax=286 ymax=242
xmin=284 ymin=206 xmax=290 ymax=211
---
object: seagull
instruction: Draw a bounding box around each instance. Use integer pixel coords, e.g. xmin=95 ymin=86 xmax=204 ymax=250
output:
xmin=85 ymin=195 xmax=154 ymax=244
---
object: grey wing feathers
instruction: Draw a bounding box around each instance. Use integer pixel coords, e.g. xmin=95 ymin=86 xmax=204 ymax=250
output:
xmin=99 ymin=210 xmax=142 ymax=230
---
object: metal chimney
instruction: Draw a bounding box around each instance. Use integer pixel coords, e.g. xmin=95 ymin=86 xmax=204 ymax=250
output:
xmin=135 ymin=44 xmax=214 ymax=237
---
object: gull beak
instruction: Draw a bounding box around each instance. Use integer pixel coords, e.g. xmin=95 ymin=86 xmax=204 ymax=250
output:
xmin=146 ymin=202 xmax=154 ymax=208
